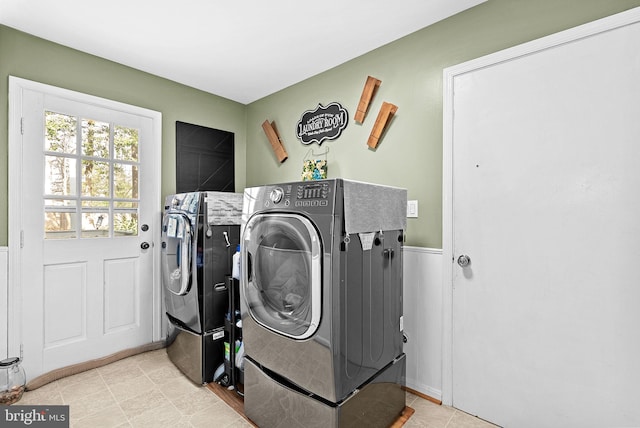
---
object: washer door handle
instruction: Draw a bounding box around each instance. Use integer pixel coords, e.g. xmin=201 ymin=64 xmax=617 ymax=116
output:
xmin=246 ymin=251 xmax=253 ymax=282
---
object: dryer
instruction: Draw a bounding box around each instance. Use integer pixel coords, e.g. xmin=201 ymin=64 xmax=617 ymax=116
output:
xmin=240 ymin=179 xmax=407 ymax=427
xmin=161 ymin=191 xmax=242 ymax=384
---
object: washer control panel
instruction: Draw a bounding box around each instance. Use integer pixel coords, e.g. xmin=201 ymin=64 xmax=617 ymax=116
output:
xmin=264 ymin=181 xmax=333 ymax=211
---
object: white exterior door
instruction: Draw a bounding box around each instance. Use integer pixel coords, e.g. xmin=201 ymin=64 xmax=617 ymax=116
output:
xmin=443 ymin=9 xmax=640 ymax=428
xmin=8 ymin=77 xmax=162 ymax=381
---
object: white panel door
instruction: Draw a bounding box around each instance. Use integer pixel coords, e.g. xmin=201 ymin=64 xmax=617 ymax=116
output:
xmin=444 ymin=10 xmax=640 ymax=428
xmin=8 ymin=78 xmax=162 ymax=381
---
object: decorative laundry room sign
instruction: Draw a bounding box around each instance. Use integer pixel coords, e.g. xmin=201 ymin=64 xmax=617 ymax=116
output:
xmin=296 ymin=102 xmax=348 ymax=145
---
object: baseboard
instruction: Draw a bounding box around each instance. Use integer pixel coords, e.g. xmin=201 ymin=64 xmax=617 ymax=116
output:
xmin=26 ymin=341 xmax=165 ymax=390
xmin=404 ymin=385 xmax=442 ymax=404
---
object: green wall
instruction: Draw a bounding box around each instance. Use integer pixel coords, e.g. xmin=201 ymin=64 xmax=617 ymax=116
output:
xmin=245 ymin=0 xmax=640 ymax=248
xmin=2 ymin=0 xmax=640 ymax=248
xmin=0 ymin=26 xmax=247 ymax=246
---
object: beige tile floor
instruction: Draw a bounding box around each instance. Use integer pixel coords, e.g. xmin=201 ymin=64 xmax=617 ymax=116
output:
xmin=18 ymin=349 xmax=497 ymax=428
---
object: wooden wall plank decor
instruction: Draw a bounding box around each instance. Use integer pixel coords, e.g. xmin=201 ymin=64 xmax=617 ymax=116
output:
xmin=262 ymin=120 xmax=288 ymax=163
xmin=367 ymin=102 xmax=398 ymax=149
xmin=355 ymin=76 xmax=381 ymax=124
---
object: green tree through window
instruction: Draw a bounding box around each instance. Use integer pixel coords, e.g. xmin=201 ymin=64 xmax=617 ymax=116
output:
xmin=44 ymin=111 xmax=140 ymax=239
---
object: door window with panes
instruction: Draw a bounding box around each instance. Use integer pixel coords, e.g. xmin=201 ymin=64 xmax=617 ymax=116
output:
xmin=44 ymin=112 xmax=140 ymax=239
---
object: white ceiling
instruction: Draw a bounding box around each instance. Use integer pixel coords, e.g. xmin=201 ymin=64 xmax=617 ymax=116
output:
xmin=0 ymin=0 xmax=484 ymax=104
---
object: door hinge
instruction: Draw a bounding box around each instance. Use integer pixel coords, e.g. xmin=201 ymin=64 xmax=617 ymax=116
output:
xmin=20 ymin=117 xmax=24 ymax=135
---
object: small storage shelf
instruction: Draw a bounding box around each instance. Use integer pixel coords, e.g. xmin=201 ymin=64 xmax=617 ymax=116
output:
xmin=220 ymin=276 xmax=243 ymax=396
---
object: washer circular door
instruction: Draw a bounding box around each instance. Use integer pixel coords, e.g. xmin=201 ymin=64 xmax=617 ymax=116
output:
xmin=242 ymin=213 xmax=321 ymax=340
xmin=161 ymin=212 xmax=194 ymax=296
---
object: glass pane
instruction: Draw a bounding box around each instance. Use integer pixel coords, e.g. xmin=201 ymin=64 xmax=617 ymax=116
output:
xmin=82 ymin=160 xmax=110 ymax=197
xmin=45 ymin=111 xmax=77 ymax=154
xmin=82 ymin=119 xmax=110 ymax=158
xmin=256 ymin=241 xmax=310 ymax=314
xmin=45 ymin=212 xmax=77 ymax=239
xmin=114 ymin=126 xmax=139 ymax=162
xmin=81 ymin=212 xmax=109 ymax=238
xmin=82 ymin=200 xmax=109 ymax=208
xmin=115 ymin=201 xmax=138 ymax=209
xmin=114 ymin=163 xmax=139 ymax=199
xmin=45 ymin=156 xmax=77 ymax=196
xmin=253 ymin=218 xmax=311 ymax=315
xmin=161 ymin=214 xmax=191 ymax=296
xmin=114 ymin=212 xmax=138 ymax=237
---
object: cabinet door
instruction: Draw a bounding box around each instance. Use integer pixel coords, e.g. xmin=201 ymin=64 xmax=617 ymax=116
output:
xmin=176 ymin=121 xmax=234 ymax=193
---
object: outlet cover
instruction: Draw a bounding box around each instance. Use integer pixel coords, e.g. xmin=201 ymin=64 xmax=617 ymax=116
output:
xmin=407 ymin=200 xmax=418 ymax=218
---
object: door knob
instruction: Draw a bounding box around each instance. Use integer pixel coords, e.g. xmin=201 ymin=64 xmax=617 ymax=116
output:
xmin=141 ymin=242 xmax=150 ymax=250
xmin=457 ymin=254 xmax=471 ymax=267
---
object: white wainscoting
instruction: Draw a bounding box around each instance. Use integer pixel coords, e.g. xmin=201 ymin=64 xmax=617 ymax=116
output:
xmin=1 ymin=245 xmax=443 ymax=397
xmin=1 ymin=247 xmax=8 ymax=360
xmin=403 ymin=246 xmax=443 ymax=401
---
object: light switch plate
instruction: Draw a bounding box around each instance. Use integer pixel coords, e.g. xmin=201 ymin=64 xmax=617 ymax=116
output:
xmin=407 ymin=200 xmax=418 ymax=218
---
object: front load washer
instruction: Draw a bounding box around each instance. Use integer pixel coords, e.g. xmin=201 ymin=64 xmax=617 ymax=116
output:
xmin=161 ymin=191 xmax=242 ymax=384
xmin=240 ymin=179 xmax=407 ymax=427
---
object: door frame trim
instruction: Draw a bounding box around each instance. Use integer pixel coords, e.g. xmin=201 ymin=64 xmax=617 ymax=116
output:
xmin=7 ymin=76 xmax=164 ymax=359
xmin=441 ymin=7 xmax=640 ymax=407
